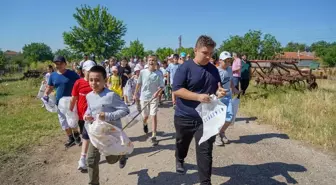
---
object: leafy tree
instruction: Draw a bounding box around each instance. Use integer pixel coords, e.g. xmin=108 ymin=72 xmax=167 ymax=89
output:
xmin=155 ymin=47 xmax=174 ymax=61
xmin=241 ymin=30 xmax=262 ymax=58
xmin=176 ymin=47 xmax=195 ymax=58
xmin=0 ymin=50 xmax=6 ymax=69
xmin=321 ymin=45 xmax=336 ymax=66
xmin=260 ymin=34 xmax=282 ymax=58
xmin=283 ymin=42 xmax=308 ymax=52
xmin=63 ymin=5 xmax=127 ymax=58
xmin=22 ymin=42 xmax=53 ymax=63
xmin=311 ymin=41 xmax=330 ymax=57
xmin=54 ymin=49 xmax=74 ymax=61
xmin=144 ymin=50 xmax=154 ymax=56
xmin=218 ymin=35 xmax=244 ymax=55
xmin=119 ymin=40 xmax=145 ymax=58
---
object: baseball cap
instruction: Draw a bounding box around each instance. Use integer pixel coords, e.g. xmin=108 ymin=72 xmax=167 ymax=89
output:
xmin=180 ymin=52 xmax=186 ymax=58
xmin=53 ymin=56 xmax=66 ymax=63
xmin=82 ymin=60 xmax=96 ymax=71
xmin=111 ymin=66 xmax=118 ymax=72
xmin=219 ymin=51 xmax=232 ymax=61
xmin=134 ymin=65 xmax=141 ymax=72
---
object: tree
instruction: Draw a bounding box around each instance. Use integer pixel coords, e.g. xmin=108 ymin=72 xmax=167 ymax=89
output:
xmin=22 ymin=42 xmax=53 ymax=63
xmin=0 ymin=50 xmax=6 ymax=69
xmin=63 ymin=5 xmax=127 ymax=58
xmin=283 ymin=42 xmax=307 ymax=52
xmin=260 ymin=34 xmax=282 ymax=58
xmin=155 ymin=47 xmax=174 ymax=61
xmin=311 ymin=41 xmax=330 ymax=57
xmin=119 ymin=40 xmax=145 ymax=58
xmin=321 ymin=45 xmax=336 ymax=66
xmin=54 ymin=49 xmax=74 ymax=61
xmin=176 ymin=47 xmax=195 ymax=58
xmin=218 ymin=35 xmax=244 ymax=55
xmin=241 ymin=30 xmax=262 ymax=58
xmin=144 ymin=50 xmax=154 ymax=56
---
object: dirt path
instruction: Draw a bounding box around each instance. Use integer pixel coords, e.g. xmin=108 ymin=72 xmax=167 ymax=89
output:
xmin=3 ymin=102 xmax=336 ymax=185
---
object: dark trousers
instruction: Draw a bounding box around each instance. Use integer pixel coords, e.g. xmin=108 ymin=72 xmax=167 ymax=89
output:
xmin=240 ymin=79 xmax=250 ymax=95
xmin=233 ymin=77 xmax=241 ymax=90
xmin=174 ymin=116 xmax=216 ymax=185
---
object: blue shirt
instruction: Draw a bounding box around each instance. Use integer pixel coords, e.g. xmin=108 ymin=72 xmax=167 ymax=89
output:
xmin=218 ymin=66 xmax=233 ymax=97
xmin=48 ymin=70 xmax=80 ymax=104
xmin=137 ymin=69 xmax=164 ymax=101
xmin=166 ymin=63 xmax=180 ymax=85
xmin=173 ymin=60 xmax=221 ymax=119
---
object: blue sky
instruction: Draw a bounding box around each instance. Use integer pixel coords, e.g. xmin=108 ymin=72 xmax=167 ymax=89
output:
xmin=1 ymin=0 xmax=335 ymax=52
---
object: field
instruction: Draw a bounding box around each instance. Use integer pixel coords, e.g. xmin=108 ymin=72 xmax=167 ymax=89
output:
xmin=0 ymin=77 xmax=60 ymax=162
xmin=240 ymin=79 xmax=336 ymax=153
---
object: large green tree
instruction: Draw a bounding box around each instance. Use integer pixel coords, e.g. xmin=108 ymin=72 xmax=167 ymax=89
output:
xmin=155 ymin=47 xmax=174 ymax=61
xmin=22 ymin=42 xmax=53 ymax=63
xmin=120 ymin=40 xmax=145 ymax=58
xmin=0 ymin=50 xmax=6 ymax=69
xmin=144 ymin=50 xmax=154 ymax=56
xmin=260 ymin=34 xmax=282 ymax=58
xmin=321 ymin=45 xmax=336 ymax=66
xmin=63 ymin=5 xmax=127 ymax=58
xmin=176 ymin=47 xmax=195 ymax=58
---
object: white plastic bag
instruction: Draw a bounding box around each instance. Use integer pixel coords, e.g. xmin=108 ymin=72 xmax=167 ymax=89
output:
xmin=231 ymin=97 xmax=240 ymax=124
xmin=124 ymin=79 xmax=135 ymax=101
xmin=37 ymin=82 xmax=46 ymax=98
xmin=86 ymin=118 xmax=134 ymax=156
xmin=58 ymin=97 xmax=79 ymax=128
xmin=195 ymin=95 xmax=227 ymax=145
xmin=41 ymin=94 xmax=58 ymax=113
xmin=122 ymin=104 xmax=141 ymax=128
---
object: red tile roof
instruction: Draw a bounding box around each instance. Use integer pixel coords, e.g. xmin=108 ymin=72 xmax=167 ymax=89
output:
xmin=277 ymin=52 xmax=319 ymax=60
xmin=4 ymin=50 xmax=19 ymax=56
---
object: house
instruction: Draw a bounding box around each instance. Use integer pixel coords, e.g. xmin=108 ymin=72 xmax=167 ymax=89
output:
xmin=277 ymin=51 xmax=320 ymax=69
xmin=4 ymin=50 xmax=19 ymax=57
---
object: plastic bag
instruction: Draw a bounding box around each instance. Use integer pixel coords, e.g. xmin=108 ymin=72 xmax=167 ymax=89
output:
xmin=37 ymin=82 xmax=46 ymax=98
xmin=122 ymin=104 xmax=141 ymax=128
xmin=124 ymin=79 xmax=135 ymax=101
xmin=58 ymin=97 xmax=79 ymax=128
xmin=86 ymin=118 xmax=134 ymax=156
xmin=195 ymin=95 xmax=227 ymax=145
xmin=41 ymin=94 xmax=58 ymax=113
xmin=231 ymin=97 xmax=240 ymax=124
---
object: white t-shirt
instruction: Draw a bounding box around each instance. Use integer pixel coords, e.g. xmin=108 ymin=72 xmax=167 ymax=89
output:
xmin=160 ymin=67 xmax=168 ymax=84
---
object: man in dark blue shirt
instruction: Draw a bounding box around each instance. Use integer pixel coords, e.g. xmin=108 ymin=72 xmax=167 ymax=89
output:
xmin=173 ymin=35 xmax=227 ymax=185
xmin=44 ymin=56 xmax=81 ymax=148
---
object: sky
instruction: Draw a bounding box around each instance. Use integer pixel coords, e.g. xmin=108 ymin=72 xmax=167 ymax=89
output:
xmin=1 ymin=0 xmax=335 ymax=52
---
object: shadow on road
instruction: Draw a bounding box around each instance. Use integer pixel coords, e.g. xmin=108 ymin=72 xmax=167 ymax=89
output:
xmin=235 ymin=116 xmax=258 ymax=124
xmin=230 ymin=133 xmax=289 ymax=144
xmin=128 ymin=162 xmax=307 ymax=185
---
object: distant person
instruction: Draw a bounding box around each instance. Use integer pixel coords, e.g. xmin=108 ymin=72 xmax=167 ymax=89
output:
xmin=79 ymin=54 xmax=89 ymax=68
xmin=166 ymin=54 xmax=180 ymax=108
xmin=135 ymin=58 xmax=145 ymax=70
xmin=186 ymin=54 xmax=191 ymax=61
xmin=118 ymin=57 xmax=132 ymax=105
xmin=43 ymin=65 xmax=54 ymax=84
xmin=215 ymin=51 xmax=239 ymax=146
xmin=107 ymin=66 xmax=123 ymax=98
xmin=72 ymin=62 xmax=83 ymax=77
xmin=43 ymin=56 xmax=81 ymax=148
xmin=240 ymin=53 xmax=252 ymax=95
xmin=160 ymin=60 xmax=169 ymax=102
xmin=129 ymin=56 xmax=137 ymax=72
xmin=70 ymin=60 xmax=96 ymax=172
xmin=210 ymin=52 xmax=219 ymax=67
xmin=106 ymin=57 xmax=117 ymax=77
xmin=83 ymin=65 xmax=129 ymax=185
xmin=133 ymin=55 xmax=164 ymax=146
xmin=179 ymin=52 xmax=187 ymax=64
xmin=172 ymin=35 xmax=226 ymax=184
xmin=232 ymin=52 xmax=242 ymax=90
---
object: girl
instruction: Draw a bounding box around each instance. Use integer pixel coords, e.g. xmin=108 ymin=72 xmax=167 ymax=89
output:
xmin=107 ymin=66 xmax=123 ymax=98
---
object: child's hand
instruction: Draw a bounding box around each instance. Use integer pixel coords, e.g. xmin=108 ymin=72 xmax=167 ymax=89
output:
xmin=133 ymin=94 xmax=138 ymax=101
xmin=84 ymin=115 xmax=94 ymax=122
xmin=98 ymin=112 xmax=105 ymax=121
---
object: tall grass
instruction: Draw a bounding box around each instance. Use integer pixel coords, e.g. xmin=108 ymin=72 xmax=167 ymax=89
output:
xmin=0 ymin=78 xmax=60 ymax=161
xmin=240 ymin=80 xmax=336 ymax=152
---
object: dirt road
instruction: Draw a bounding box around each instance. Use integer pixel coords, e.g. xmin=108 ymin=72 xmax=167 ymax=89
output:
xmin=3 ymin=102 xmax=336 ymax=185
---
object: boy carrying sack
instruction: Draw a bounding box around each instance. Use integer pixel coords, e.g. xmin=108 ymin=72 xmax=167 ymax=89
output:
xmin=84 ymin=65 xmax=130 ymax=185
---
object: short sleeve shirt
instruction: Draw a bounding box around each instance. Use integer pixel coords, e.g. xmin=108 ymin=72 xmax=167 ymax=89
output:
xmin=137 ymin=69 xmax=164 ymax=101
xmin=71 ymin=78 xmax=92 ymax=120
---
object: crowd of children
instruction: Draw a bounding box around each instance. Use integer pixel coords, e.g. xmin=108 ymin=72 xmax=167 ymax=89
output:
xmin=42 ymin=35 xmax=250 ymax=184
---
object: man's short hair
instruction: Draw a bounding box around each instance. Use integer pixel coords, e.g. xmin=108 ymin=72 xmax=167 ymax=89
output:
xmin=173 ymin=54 xmax=179 ymax=59
xmin=162 ymin=60 xmax=168 ymax=65
xmin=89 ymin=65 xmax=107 ymax=79
xmin=121 ymin=57 xmax=128 ymax=61
xmin=195 ymin=35 xmax=216 ymax=49
xmin=148 ymin=55 xmax=157 ymax=62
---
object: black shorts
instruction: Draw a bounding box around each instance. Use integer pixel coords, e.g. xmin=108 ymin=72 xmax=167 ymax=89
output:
xmin=78 ymin=120 xmax=85 ymax=134
xmin=78 ymin=120 xmax=90 ymax=140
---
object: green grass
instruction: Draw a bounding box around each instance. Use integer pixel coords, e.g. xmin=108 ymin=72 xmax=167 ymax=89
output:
xmin=0 ymin=78 xmax=60 ymax=161
xmin=240 ymin=80 xmax=336 ymax=153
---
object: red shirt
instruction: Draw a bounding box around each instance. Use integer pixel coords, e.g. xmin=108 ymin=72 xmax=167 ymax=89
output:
xmin=71 ymin=78 xmax=92 ymax=120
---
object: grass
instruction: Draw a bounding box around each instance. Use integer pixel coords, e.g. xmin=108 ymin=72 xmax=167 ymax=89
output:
xmin=0 ymin=77 xmax=60 ymax=162
xmin=240 ymin=79 xmax=336 ymax=153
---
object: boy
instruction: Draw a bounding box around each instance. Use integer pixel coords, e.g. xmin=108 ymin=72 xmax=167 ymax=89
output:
xmin=133 ymin=55 xmax=164 ymax=146
xmin=70 ymin=60 xmax=96 ymax=172
xmin=172 ymin=35 xmax=226 ymax=184
xmin=166 ymin=54 xmax=180 ymax=107
xmin=160 ymin=60 xmax=169 ymax=102
xmin=84 ymin=65 xmax=130 ymax=185
xmin=43 ymin=56 xmax=81 ymax=148
xmin=215 ymin=51 xmax=239 ymax=146
xmin=179 ymin=52 xmax=187 ymax=64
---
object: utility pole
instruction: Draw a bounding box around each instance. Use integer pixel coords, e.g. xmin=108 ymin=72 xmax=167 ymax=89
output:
xmin=178 ymin=35 xmax=182 ymax=49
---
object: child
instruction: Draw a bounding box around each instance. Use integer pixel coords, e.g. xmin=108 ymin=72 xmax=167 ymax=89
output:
xmin=160 ymin=60 xmax=169 ymax=102
xmin=39 ymin=65 xmax=54 ymax=101
xmin=70 ymin=60 xmax=96 ymax=172
xmin=84 ymin=65 xmax=130 ymax=185
xmin=166 ymin=54 xmax=180 ymax=108
xmin=133 ymin=55 xmax=164 ymax=146
xmin=107 ymin=66 xmax=123 ymax=98
xmin=118 ymin=57 xmax=132 ymax=104
xmin=44 ymin=65 xmax=54 ymax=84
xmin=131 ymin=66 xmax=141 ymax=112
xmin=215 ymin=51 xmax=239 ymax=146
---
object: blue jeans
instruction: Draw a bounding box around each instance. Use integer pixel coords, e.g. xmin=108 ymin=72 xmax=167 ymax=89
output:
xmin=233 ymin=77 xmax=241 ymax=90
xmin=220 ymin=96 xmax=233 ymax=122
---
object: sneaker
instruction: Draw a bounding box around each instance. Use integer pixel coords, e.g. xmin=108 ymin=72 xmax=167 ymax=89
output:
xmin=119 ymin=155 xmax=128 ymax=169
xmin=143 ymin=124 xmax=148 ymax=134
xmin=64 ymin=135 xmax=75 ymax=148
xmin=77 ymin=157 xmax=87 ymax=172
xmin=73 ymin=132 xmax=82 ymax=145
xmin=214 ymin=134 xmax=224 ymax=146
xmin=151 ymin=136 xmax=159 ymax=146
xmin=176 ymin=161 xmax=185 ymax=174
xmin=222 ymin=133 xmax=230 ymax=144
